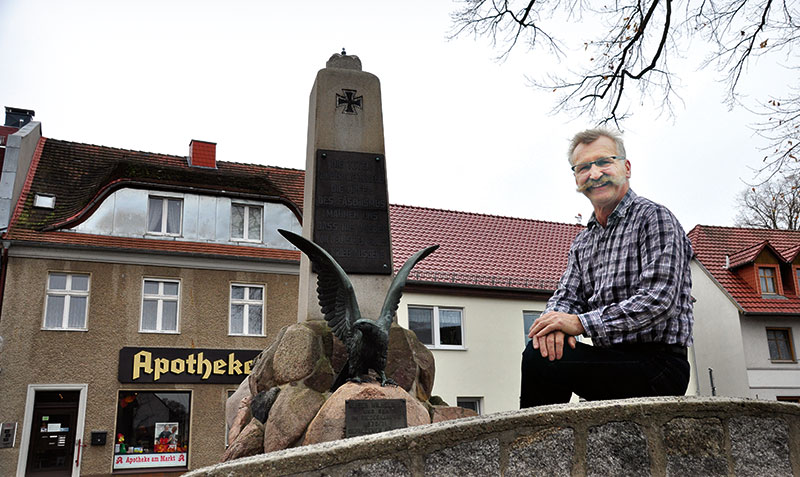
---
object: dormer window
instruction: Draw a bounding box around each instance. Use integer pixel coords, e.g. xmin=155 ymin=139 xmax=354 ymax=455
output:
xmin=147 ymin=196 xmax=182 ymax=236
xmin=758 ymin=266 xmax=778 ymax=294
xmin=796 ymin=269 xmax=800 ymax=295
xmin=231 ymin=204 xmax=262 ymax=242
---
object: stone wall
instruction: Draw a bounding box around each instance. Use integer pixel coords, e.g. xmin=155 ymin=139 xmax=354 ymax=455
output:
xmin=187 ymin=397 xmax=800 ymax=477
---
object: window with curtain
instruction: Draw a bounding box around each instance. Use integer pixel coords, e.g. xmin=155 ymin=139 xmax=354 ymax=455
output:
xmin=43 ymin=272 xmax=90 ymax=330
xmin=758 ymin=266 xmax=778 ymax=295
xmin=147 ymin=197 xmax=182 ymax=235
xmin=767 ymin=328 xmax=795 ymax=362
xmin=231 ymin=204 xmax=262 ymax=242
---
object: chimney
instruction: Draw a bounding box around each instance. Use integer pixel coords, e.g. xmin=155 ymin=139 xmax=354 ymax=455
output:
xmin=188 ymin=140 xmax=217 ymax=168
xmin=4 ymin=106 xmax=35 ymax=128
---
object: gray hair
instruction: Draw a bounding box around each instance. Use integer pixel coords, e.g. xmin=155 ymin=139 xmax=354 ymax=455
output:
xmin=567 ymin=128 xmax=626 ymax=164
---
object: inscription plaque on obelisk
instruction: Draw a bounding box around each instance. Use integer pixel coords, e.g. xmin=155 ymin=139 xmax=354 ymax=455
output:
xmin=313 ymin=149 xmax=391 ymax=274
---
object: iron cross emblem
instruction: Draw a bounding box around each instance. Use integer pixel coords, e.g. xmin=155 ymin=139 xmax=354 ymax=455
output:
xmin=336 ymin=89 xmax=363 ymax=115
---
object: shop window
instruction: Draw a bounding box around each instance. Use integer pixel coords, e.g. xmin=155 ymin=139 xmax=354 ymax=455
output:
xmin=408 ymin=306 xmax=464 ymax=349
xmin=457 ymin=397 xmax=482 ymax=415
xmin=231 ymin=204 xmax=262 ymax=242
xmin=229 ymin=284 xmax=264 ymax=336
xmin=140 ymin=279 xmax=180 ymax=333
xmin=43 ymin=272 xmax=90 ymax=330
xmin=147 ymin=196 xmax=182 ymax=235
xmin=758 ymin=266 xmax=778 ymax=295
xmin=113 ymin=391 xmax=190 ymax=471
xmin=767 ymin=328 xmax=795 ymax=362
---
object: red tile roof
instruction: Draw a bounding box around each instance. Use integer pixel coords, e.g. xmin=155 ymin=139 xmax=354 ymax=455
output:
xmin=7 ymin=138 xmax=304 ymax=233
xmin=4 ymin=137 xmax=305 ymax=264
xmin=6 ymin=137 xmax=583 ymax=290
xmin=688 ymin=225 xmax=800 ymax=314
xmin=390 ymin=204 xmax=583 ymax=291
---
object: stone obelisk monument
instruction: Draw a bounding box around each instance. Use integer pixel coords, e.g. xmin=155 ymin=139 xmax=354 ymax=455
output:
xmin=297 ymin=52 xmax=394 ymax=322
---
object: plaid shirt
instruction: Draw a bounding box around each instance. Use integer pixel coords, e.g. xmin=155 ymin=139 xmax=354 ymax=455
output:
xmin=545 ymin=189 xmax=694 ymax=347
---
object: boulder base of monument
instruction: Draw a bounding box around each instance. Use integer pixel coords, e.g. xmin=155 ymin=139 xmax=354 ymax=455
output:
xmin=221 ymin=418 xmax=264 ymax=462
xmin=302 ymin=382 xmax=430 ymax=446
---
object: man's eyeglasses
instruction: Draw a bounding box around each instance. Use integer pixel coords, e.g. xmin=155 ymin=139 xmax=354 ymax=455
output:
xmin=571 ymin=156 xmax=625 ymax=176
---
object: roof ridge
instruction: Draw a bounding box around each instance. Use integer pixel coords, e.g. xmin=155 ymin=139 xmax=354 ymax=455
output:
xmin=390 ymin=203 xmax=584 ymax=228
xmin=694 ymin=224 xmax=800 ymax=233
xmin=42 ymin=137 xmax=303 ymax=172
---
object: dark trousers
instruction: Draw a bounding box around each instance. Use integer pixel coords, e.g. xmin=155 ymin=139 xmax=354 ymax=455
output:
xmin=520 ymin=340 xmax=690 ymax=408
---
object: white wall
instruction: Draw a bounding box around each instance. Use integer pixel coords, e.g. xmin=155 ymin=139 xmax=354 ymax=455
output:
xmin=690 ymin=260 xmax=751 ymax=397
xmin=740 ymin=315 xmax=800 ymax=400
xmin=70 ymin=187 xmax=301 ymax=248
xmin=397 ymin=291 xmax=548 ymax=414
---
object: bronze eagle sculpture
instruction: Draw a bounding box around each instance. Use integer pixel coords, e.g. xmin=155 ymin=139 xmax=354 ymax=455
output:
xmin=278 ymin=229 xmax=438 ymax=391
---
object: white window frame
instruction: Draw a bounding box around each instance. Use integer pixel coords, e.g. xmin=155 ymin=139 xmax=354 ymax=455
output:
xmin=147 ymin=196 xmax=183 ymax=236
xmin=408 ymin=305 xmax=465 ymax=350
xmin=230 ymin=203 xmax=263 ymax=242
xmin=456 ymin=396 xmax=483 ymax=415
xmin=42 ymin=272 xmax=90 ymax=331
xmin=140 ymin=278 xmax=181 ymax=333
xmin=228 ymin=283 xmax=265 ymax=336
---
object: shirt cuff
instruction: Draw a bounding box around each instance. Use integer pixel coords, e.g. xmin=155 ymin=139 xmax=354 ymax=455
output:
xmin=578 ymin=310 xmax=608 ymax=346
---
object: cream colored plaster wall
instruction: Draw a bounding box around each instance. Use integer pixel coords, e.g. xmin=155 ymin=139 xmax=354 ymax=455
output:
xmin=0 ymin=256 xmax=298 ymax=476
xmin=397 ymin=291 xmax=548 ymax=414
xmin=690 ymin=261 xmax=751 ymax=397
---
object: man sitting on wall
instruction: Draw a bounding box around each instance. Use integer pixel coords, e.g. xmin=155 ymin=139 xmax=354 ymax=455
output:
xmin=521 ymin=128 xmax=694 ymax=407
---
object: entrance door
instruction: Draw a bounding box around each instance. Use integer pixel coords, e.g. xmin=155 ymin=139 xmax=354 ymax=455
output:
xmin=25 ymin=391 xmax=80 ymax=477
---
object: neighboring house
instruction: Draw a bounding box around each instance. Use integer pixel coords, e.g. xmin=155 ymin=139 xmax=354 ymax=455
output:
xmin=391 ymin=205 xmax=583 ymax=413
xmin=0 ymin=121 xmax=304 ymax=476
xmin=689 ymin=225 xmax=800 ymax=401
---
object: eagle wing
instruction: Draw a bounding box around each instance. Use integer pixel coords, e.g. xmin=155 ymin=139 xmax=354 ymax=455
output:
xmin=278 ymin=230 xmax=360 ymax=344
xmin=377 ymin=244 xmax=439 ymax=333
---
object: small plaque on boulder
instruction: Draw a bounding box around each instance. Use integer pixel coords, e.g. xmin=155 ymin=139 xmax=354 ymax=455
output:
xmin=345 ymin=399 xmax=407 ymax=438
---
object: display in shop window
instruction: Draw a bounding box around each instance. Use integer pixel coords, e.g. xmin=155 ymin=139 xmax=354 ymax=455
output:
xmin=113 ymin=391 xmax=190 ymax=470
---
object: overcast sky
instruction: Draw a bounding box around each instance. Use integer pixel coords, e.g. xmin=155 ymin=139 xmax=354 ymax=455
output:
xmin=0 ymin=0 xmax=790 ymax=231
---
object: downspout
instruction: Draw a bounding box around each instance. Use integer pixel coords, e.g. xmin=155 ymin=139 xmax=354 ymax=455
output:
xmin=0 ymin=238 xmax=9 ymax=321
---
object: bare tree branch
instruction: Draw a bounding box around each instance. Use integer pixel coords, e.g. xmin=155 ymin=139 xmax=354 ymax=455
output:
xmin=451 ymin=0 xmax=800 ymax=178
xmin=735 ymin=173 xmax=800 ymax=229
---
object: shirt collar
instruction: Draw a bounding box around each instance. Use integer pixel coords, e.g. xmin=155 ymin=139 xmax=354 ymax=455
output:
xmin=587 ymin=189 xmax=637 ymax=229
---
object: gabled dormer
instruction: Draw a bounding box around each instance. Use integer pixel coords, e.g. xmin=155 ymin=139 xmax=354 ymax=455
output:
xmin=727 ymin=241 xmax=788 ymax=298
xmin=784 ymin=244 xmax=800 ymax=297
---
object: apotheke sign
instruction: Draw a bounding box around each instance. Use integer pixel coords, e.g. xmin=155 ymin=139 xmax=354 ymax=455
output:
xmin=118 ymin=347 xmax=260 ymax=384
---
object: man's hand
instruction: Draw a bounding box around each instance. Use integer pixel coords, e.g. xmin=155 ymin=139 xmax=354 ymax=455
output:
xmin=528 ymin=311 xmax=585 ymax=360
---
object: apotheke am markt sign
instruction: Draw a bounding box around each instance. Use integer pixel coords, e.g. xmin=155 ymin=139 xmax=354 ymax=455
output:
xmin=118 ymin=347 xmax=260 ymax=384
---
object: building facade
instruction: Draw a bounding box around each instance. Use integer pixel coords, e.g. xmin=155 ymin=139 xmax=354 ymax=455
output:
xmin=689 ymin=225 xmax=800 ymax=400
xmin=0 ymin=126 xmax=304 ymax=476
